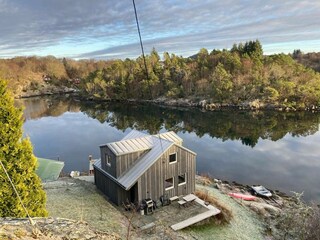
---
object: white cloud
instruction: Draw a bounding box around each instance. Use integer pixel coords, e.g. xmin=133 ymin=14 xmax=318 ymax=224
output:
xmin=0 ymin=0 xmax=320 ymax=58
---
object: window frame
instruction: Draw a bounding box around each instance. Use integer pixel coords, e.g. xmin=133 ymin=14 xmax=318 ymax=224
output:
xmin=178 ymin=173 xmax=186 ymax=186
xmin=106 ymin=154 xmax=111 ymax=167
xmin=165 ymin=177 xmax=174 ymax=190
xmin=169 ymin=152 xmax=177 ymax=164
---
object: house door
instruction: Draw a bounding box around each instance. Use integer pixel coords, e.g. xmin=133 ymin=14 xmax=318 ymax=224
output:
xmin=130 ymin=183 xmax=138 ymax=204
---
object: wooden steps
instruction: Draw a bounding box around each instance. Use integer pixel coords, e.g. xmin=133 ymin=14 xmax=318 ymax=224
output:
xmin=171 ymin=209 xmax=220 ymax=231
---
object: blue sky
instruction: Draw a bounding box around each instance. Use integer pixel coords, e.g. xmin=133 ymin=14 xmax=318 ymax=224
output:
xmin=0 ymin=0 xmax=319 ymax=59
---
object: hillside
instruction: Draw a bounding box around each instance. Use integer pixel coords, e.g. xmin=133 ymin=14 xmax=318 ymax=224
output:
xmin=292 ymin=50 xmax=320 ymax=72
xmin=1 ymin=41 xmax=320 ymax=109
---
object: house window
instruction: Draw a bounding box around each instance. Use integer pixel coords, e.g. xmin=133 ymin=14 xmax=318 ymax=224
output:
xmin=165 ymin=177 xmax=174 ymax=190
xmin=106 ymin=154 xmax=111 ymax=167
xmin=178 ymin=173 xmax=186 ymax=185
xmin=169 ymin=153 xmax=177 ymax=164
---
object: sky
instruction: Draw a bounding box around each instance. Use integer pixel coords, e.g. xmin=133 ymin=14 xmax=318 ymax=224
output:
xmin=0 ymin=0 xmax=320 ymax=59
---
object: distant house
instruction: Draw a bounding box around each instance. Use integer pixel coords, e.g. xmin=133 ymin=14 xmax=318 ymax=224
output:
xmin=42 ymin=75 xmax=51 ymax=83
xmin=94 ymin=130 xmax=196 ymax=206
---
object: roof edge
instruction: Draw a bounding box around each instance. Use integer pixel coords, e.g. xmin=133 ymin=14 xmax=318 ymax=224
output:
xmin=175 ymin=144 xmax=197 ymax=156
xmin=93 ymin=164 xmax=127 ymax=189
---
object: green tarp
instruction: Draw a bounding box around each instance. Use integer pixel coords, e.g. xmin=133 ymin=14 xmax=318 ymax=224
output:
xmin=36 ymin=157 xmax=64 ymax=182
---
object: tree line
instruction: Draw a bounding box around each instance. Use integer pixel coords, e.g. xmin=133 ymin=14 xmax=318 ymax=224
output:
xmin=1 ymin=40 xmax=320 ymax=108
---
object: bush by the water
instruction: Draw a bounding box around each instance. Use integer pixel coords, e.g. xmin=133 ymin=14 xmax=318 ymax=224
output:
xmin=274 ymin=193 xmax=320 ymax=240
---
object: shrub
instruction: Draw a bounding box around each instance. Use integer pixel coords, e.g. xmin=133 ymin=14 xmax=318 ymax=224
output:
xmin=0 ymin=79 xmax=47 ymax=217
xmin=195 ymin=189 xmax=233 ymax=224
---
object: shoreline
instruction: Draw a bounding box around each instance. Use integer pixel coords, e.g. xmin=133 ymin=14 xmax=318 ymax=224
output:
xmin=19 ymin=91 xmax=320 ymax=112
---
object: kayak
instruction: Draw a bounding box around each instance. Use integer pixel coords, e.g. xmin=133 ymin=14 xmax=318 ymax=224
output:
xmin=228 ymin=192 xmax=256 ymax=201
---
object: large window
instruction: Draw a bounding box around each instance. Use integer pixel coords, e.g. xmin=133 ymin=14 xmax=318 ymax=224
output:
xmin=169 ymin=153 xmax=177 ymax=164
xmin=106 ymin=154 xmax=111 ymax=167
xmin=178 ymin=173 xmax=186 ymax=185
xmin=165 ymin=177 xmax=174 ymax=190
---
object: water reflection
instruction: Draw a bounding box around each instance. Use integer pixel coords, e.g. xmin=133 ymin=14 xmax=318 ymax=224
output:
xmin=20 ymin=96 xmax=320 ymax=202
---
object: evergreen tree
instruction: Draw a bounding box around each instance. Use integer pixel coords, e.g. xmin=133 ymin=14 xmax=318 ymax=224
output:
xmin=0 ymin=79 xmax=47 ymax=217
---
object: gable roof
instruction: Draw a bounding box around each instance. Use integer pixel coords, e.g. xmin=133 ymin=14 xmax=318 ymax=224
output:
xmin=106 ymin=136 xmax=153 ymax=156
xmin=102 ymin=130 xmax=183 ymax=156
xmin=96 ymin=130 xmax=196 ymax=190
xmin=118 ymin=136 xmax=173 ymax=190
xmin=121 ymin=130 xmax=148 ymax=140
xmin=154 ymin=131 xmax=183 ymax=145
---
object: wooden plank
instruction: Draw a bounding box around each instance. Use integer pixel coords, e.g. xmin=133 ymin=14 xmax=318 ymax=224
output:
xmin=171 ymin=209 xmax=220 ymax=231
xmin=170 ymin=196 xmax=179 ymax=202
xmin=140 ymin=222 xmax=155 ymax=231
xmin=183 ymin=194 xmax=197 ymax=202
xmin=178 ymin=199 xmax=187 ymax=205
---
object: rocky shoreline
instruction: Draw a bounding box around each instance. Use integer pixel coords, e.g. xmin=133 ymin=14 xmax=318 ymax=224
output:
xmin=16 ymin=86 xmax=78 ymax=99
xmin=77 ymin=94 xmax=320 ymax=112
xmin=14 ymin=87 xmax=320 ymax=112
xmin=144 ymin=97 xmax=320 ymax=112
xmin=196 ymin=175 xmax=294 ymax=218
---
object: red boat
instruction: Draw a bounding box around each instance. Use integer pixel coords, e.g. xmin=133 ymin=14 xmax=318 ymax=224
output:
xmin=228 ymin=192 xmax=256 ymax=201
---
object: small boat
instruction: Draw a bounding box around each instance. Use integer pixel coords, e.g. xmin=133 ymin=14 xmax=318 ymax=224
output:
xmin=251 ymin=185 xmax=272 ymax=198
xmin=228 ymin=192 xmax=256 ymax=201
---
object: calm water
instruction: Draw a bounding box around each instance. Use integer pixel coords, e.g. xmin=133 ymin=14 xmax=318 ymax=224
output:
xmin=17 ymin=96 xmax=320 ymax=202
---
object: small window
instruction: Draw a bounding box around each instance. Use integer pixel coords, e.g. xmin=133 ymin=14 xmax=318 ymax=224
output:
xmin=178 ymin=173 xmax=186 ymax=185
xmin=106 ymin=154 xmax=111 ymax=166
xmin=165 ymin=177 xmax=174 ymax=190
xmin=169 ymin=153 xmax=177 ymax=164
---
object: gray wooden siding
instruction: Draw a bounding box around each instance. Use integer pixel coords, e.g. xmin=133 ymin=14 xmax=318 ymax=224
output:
xmin=100 ymin=146 xmax=148 ymax=178
xmin=98 ymin=142 xmax=196 ymax=206
xmin=137 ymin=145 xmax=196 ymax=202
xmin=116 ymin=150 xmax=147 ymax=178
xmin=100 ymin=146 xmax=117 ymax=178
xmin=94 ymin=166 xmax=131 ymax=205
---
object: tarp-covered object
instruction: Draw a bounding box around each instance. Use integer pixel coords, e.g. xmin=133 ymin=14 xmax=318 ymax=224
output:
xmin=36 ymin=157 xmax=64 ymax=181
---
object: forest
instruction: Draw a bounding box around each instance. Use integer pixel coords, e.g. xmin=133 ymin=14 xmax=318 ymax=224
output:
xmin=1 ymin=40 xmax=320 ymax=109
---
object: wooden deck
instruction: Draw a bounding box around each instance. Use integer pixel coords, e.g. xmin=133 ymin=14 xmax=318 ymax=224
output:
xmin=171 ymin=194 xmax=221 ymax=231
xmin=171 ymin=209 xmax=220 ymax=231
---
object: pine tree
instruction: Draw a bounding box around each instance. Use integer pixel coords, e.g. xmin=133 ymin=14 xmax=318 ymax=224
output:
xmin=0 ymin=79 xmax=47 ymax=217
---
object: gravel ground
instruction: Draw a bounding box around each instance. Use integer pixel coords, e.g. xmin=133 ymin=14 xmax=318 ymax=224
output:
xmin=44 ymin=177 xmax=127 ymax=239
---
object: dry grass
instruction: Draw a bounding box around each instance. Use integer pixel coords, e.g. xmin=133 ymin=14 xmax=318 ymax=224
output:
xmin=196 ymin=174 xmax=213 ymax=186
xmin=195 ymin=189 xmax=233 ymax=224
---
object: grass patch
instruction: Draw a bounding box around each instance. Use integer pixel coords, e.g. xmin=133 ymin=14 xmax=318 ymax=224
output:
xmin=195 ymin=189 xmax=233 ymax=224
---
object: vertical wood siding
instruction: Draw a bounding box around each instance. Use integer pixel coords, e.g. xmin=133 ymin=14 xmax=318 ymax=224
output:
xmin=94 ymin=166 xmax=131 ymax=205
xmin=117 ymin=150 xmax=147 ymax=178
xmin=100 ymin=147 xmax=117 ymax=178
xmin=98 ymin=144 xmax=196 ymax=206
xmin=138 ymin=145 xmax=196 ymax=203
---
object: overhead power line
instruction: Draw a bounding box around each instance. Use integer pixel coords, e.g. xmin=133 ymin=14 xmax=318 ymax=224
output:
xmin=132 ymin=0 xmax=152 ymax=99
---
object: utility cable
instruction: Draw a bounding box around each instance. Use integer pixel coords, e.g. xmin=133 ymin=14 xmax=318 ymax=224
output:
xmin=0 ymin=158 xmax=35 ymax=225
xmin=132 ymin=0 xmax=152 ymax=99
xmin=132 ymin=0 xmax=166 ymax=154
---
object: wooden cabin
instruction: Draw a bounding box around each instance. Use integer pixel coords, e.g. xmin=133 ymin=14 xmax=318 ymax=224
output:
xmin=94 ymin=130 xmax=196 ymax=206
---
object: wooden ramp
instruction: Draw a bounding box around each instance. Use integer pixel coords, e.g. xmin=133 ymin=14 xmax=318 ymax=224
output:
xmin=171 ymin=209 xmax=220 ymax=231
